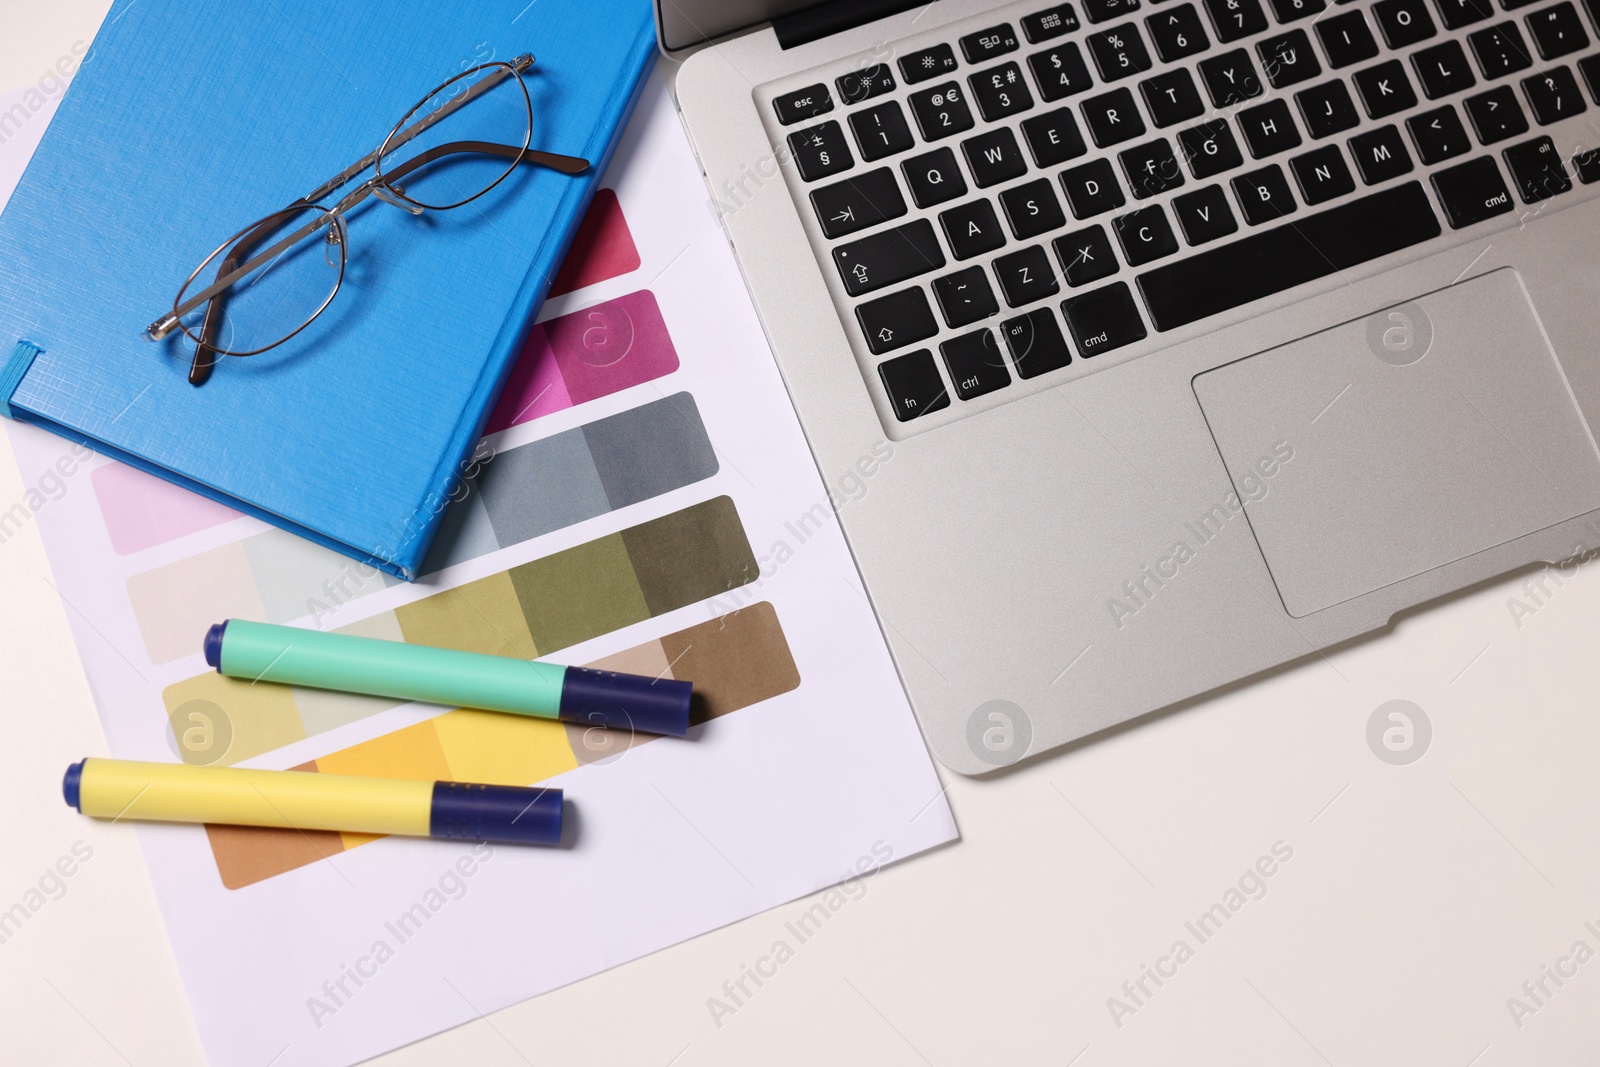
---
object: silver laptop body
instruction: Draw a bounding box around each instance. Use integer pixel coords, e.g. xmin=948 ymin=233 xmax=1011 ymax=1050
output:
xmin=658 ymin=0 xmax=1600 ymax=773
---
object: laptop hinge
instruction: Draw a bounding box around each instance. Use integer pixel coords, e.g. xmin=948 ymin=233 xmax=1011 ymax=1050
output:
xmin=772 ymin=0 xmax=938 ymax=49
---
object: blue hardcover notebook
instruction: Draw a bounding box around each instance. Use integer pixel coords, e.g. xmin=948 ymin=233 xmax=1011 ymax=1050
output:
xmin=0 ymin=0 xmax=655 ymax=578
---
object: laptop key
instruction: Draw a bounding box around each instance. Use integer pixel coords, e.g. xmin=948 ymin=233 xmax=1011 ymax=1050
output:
xmin=1199 ymin=50 xmax=1265 ymax=106
xmin=1113 ymin=204 xmax=1180 ymax=263
xmin=1061 ymin=158 xmax=1129 ymax=216
xmin=1000 ymin=178 xmax=1069 ymax=237
xmin=964 ymin=128 xmax=1029 ymax=187
xmin=1289 ymin=143 xmax=1355 ymax=202
xmin=1464 ymin=85 xmax=1529 ymax=142
xmin=1081 ymin=87 xmax=1148 ymax=145
xmin=1147 ymin=4 xmax=1212 ymax=60
xmin=1580 ymin=53 xmax=1600 ymax=101
xmin=1434 ymin=0 xmax=1493 ymax=29
xmin=1171 ymin=183 xmax=1240 ymax=243
xmin=856 ymin=286 xmax=939 ymax=353
xmin=1296 ymin=80 xmax=1360 ymax=137
xmin=1431 ymin=156 xmax=1514 ymax=226
xmin=1411 ymin=42 xmax=1476 ymax=101
xmin=1572 ymin=147 xmax=1600 ymax=183
xmin=1268 ymin=0 xmax=1326 ymax=22
xmin=1178 ymin=118 xmax=1246 ymax=177
xmin=909 ymin=82 xmax=976 ymax=140
xmin=1000 ymin=307 xmax=1074 ymax=378
xmin=1408 ymin=105 xmax=1471 ymax=162
xmin=1137 ymin=181 xmax=1441 ymax=329
xmin=1239 ymin=98 xmax=1304 ymax=156
xmin=1347 ymin=124 xmax=1414 ymax=182
xmin=878 ymin=350 xmax=950 ymax=420
xmin=933 ymin=266 xmax=1001 ymax=327
xmin=1061 ymin=281 xmax=1148 ymax=355
xmin=1088 ymin=23 xmax=1155 ymax=80
xmin=1502 ymin=135 xmax=1572 ymax=201
xmin=1085 ymin=0 xmax=1143 ymax=23
xmin=789 ymin=120 xmax=854 ymax=181
xmin=1142 ymin=68 xmax=1206 ymax=126
xmin=903 ymin=148 xmax=968 ymax=207
xmin=961 ymin=24 xmax=1021 ymax=63
xmin=993 ymin=245 xmax=1063 ymax=305
xmin=970 ymin=62 xmax=1037 ymax=120
xmin=1204 ymin=0 xmax=1269 ymax=41
xmin=1054 ymin=224 xmax=1121 ymax=284
xmin=1022 ymin=108 xmax=1089 ymax=166
xmin=774 ymin=84 xmax=832 ymax=125
xmin=940 ymin=330 xmax=1012 ymax=400
xmin=1120 ymin=138 xmax=1187 ymax=196
xmin=1372 ymin=0 xmax=1436 ymax=47
xmin=810 ymin=168 xmax=908 ymax=238
xmin=1232 ymin=163 xmax=1298 ymax=222
xmin=833 ymin=219 xmax=945 ymax=295
xmin=1468 ymin=22 xmax=1534 ymax=78
xmin=901 ymin=44 xmax=959 ymax=85
xmin=1029 ymin=42 xmax=1095 ymax=100
xmin=1315 ymin=9 xmax=1379 ymax=67
xmin=1525 ymin=1 xmax=1588 ymax=58
xmin=850 ymin=102 xmax=915 ymax=161
xmin=1259 ymin=29 xmax=1321 ymax=87
xmin=940 ymin=199 xmax=1009 ymax=258
xmin=837 ymin=65 xmax=897 ymax=105
xmin=1522 ymin=66 xmax=1586 ymax=123
xmin=1022 ymin=4 xmax=1083 ymax=42
xmin=1353 ymin=59 xmax=1418 ymax=118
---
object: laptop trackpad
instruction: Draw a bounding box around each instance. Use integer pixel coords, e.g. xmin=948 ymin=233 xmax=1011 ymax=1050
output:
xmin=1192 ymin=268 xmax=1600 ymax=618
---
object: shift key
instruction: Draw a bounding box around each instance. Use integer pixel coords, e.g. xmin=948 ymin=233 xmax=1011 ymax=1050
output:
xmin=833 ymin=219 xmax=946 ymax=296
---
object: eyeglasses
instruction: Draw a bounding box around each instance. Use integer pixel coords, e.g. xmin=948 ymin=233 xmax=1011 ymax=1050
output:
xmin=144 ymin=53 xmax=589 ymax=387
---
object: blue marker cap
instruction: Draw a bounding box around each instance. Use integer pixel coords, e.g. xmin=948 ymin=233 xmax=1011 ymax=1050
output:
xmin=558 ymin=667 xmax=693 ymax=738
xmin=203 ymin=621 xmax=226 ymax=669
xmin=63 ymin=760 xmax=83 ymax=811
xmin=430 ymin=782 xmax=564 ymax=845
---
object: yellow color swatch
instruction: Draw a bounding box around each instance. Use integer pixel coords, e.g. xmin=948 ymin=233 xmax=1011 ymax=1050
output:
xmin=434 ymin=708 xmax=577 ymax=786
xmin=162 ymin=670 xmax=306 ymax=766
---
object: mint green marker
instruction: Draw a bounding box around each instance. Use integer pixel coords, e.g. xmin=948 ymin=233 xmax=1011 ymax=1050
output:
xmin=204 ymin=619 xmax=692 ymax=737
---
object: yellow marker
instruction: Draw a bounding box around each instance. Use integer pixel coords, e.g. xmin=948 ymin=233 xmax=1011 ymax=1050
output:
xmin=63 ymin=757 xmax=563 ymax=844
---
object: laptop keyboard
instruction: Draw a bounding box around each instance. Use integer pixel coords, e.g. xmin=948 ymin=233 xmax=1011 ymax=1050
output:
xmin=761 ymin=0 xmax=1600 ymax=432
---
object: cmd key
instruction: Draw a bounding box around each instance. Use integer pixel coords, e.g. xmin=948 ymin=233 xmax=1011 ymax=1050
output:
xmin=832 ymin=219 xmax=946 ymax=296
xmin=1430 ymin=155 xmax=1513 ymax=226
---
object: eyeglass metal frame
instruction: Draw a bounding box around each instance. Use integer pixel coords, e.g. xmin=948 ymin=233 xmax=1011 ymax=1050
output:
xmin=145 ymin=53 xmax=590 ymax=386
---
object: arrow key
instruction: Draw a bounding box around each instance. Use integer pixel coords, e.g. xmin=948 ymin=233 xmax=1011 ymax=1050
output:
xmin=856 ymin=287 xmax=939 ymax=354
xmin=809 ymin=168 xmax=908 ymax=239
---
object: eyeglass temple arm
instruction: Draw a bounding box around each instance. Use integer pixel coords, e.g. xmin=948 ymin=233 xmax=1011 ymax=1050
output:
xmin=186 ymin=205 xmax=311 ymax=385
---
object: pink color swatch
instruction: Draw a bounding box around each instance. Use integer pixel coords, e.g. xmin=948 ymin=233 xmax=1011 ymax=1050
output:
xmin=92 ymin=463 xmax=241 ymax=555
xmin=486 ymin=289 xmax=679 ymax=434
xmin=547 ymin=188 xmax=640 ymax=297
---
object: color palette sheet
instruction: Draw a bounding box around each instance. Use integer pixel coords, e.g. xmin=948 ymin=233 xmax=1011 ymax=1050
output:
xmin=161 ymin=495 xmax=758 ymax=764
xmin=6 ymin=70 xmax=954 ymax=1067
xmin=127 ymin=393 xmax=717 ymax=664
xmin=547 ymin=188 xmax=640 ymax=297
xmin=203 ymin=602 xmax=799 ymax=888
xmin=484 ymin=289 xmax=679 ymax=435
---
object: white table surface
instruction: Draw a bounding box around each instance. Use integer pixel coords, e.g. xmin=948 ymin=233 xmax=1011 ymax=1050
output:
xmin=4 ymin=3 xmax=1597 ymax=1064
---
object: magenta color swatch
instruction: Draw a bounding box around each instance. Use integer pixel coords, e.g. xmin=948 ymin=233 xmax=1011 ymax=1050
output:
xmin=486 ymin=289 xmax=679 ymax=434
xmin=92 ymin=462 xmax=242 ymax=555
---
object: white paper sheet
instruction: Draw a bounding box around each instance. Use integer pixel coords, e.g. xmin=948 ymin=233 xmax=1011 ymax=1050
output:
xmin=2 ymin=71 xmax=956 ymax=1067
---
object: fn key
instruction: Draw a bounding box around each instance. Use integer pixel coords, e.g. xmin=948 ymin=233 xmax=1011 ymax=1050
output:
xmin=879 ymin=350 xmax=951 ymax=421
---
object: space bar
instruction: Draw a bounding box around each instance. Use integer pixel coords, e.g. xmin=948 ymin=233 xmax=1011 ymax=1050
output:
xmin=1136 ymin=182 xmax=1442 ymax=332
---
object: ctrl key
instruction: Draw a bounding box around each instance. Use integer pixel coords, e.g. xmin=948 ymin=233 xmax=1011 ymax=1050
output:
xmin=879 ymin=350 xmax=952 ymax=421
xmin=1060 ymin=281 xmax=1147 ymax=357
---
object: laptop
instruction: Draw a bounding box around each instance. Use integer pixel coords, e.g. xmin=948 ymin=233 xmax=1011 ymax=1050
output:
xmin=655 ymin=0 xmax=1600 ymax=773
